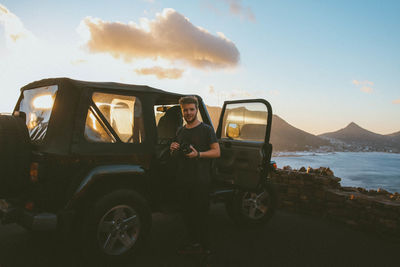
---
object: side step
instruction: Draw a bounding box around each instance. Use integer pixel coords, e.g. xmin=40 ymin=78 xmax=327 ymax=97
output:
xmin=0 ymin=199 xmax=57 ymax=231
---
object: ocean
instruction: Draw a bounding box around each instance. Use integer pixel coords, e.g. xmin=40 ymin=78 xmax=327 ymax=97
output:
xmin=271 ymin=152 xmax=400 ymax=193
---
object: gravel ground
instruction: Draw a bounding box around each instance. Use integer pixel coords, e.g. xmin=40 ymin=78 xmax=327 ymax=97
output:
xmin=1 ymin=204 xmax=399 ymax=267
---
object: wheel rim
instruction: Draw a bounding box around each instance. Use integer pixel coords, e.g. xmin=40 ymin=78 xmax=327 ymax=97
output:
xmin=241 ymin=190 xmax=270 ymax=220
xmin=97 ymin=205 xmax=140 ymax=256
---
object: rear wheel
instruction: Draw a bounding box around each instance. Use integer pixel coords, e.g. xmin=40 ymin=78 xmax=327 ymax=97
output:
xmin=226 ymin=184 xmax=276 ymax=226
xmin=81 ymin=189 xmax=151 ymax=263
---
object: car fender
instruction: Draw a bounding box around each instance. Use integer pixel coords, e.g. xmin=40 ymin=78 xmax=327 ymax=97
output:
xmin=66 ymin=164 xmax=145 ymax=209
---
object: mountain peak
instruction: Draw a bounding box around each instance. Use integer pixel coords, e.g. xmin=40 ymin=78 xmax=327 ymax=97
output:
xmin=343 ymin=122 xmax=365 ymax=130
xmin=322 ymin=121 xmax=373 ymax=137
xmin=346 ymin=122 xmax=361 ymax=129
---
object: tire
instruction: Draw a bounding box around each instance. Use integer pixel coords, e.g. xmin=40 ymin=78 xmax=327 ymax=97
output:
xmin=0 ymin=115 xmax=31 ymax=198
xmin=81 ymin=189 xmax=152 ymax=264
xmin=225 ymin=183 xmax=277 ymax=227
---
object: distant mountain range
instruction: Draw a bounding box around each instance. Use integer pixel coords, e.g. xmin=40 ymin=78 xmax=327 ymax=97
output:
xmin=319 ymin=122 xmax=400 ymax=153
xmin=205 ymin=105 xmax=399 ymax=153
xmin=270 ymin=115 xmax=330 ymax=151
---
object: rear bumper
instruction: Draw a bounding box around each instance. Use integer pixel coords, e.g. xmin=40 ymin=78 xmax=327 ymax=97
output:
xmin=0 ymin=199 xmax=57 ymax=231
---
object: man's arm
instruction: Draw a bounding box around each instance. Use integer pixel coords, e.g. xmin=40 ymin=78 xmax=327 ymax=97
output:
xmin=186 ymin=142 xmax=220 ymax=159
xmin=199 ymin=142 xmax=220 ymax=158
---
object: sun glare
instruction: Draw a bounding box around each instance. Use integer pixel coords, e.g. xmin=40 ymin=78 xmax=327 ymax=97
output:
xmin=89 ymin=112 xmax=98 ymax=130
xmin=32 ymin=94 xmax=54 ymax=109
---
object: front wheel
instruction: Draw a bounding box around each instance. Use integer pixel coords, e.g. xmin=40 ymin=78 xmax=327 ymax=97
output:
xmin=81 ymin=189 xmax=151 ymax=263
xmin=226 ymin=184 xmax=277 ymax=226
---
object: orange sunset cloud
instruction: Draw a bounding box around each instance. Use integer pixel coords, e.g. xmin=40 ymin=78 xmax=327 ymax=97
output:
xmin=80 ymin=8 xmax=240 ymax=69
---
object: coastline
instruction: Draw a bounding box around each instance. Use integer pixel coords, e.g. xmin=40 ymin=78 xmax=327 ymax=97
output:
xmin=273 ymin=150 xmax=399 ymax=158
xmin=271 ymin=152 xmax=400 ymax=193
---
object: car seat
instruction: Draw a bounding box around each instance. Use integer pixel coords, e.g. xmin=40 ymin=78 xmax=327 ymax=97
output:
xmin=157 ymin=105 xmax=183 ymax=142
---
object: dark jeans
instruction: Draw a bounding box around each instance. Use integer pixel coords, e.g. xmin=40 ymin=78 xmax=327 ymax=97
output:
xmin=176 ymin=177 xmax=210 ymax=247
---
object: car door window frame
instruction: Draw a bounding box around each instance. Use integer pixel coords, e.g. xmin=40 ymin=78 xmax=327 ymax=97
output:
xmin=88 ymin=99 xmax=122 ymax=143
xmin=216 ymin=99 xmax=272 ymax=143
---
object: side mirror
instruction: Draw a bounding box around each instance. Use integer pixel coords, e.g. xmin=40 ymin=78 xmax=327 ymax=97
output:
xmin=226 ymin=123 xmax=240 ymax=139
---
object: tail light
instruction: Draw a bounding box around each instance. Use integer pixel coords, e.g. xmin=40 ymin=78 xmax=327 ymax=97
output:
xmin=30 ymin=162 xmax=39 ymax=183
xmin=25 ymin=201 xmax=34 ymax=211
xmin=270 ymin=161 xmax=277 ymax=171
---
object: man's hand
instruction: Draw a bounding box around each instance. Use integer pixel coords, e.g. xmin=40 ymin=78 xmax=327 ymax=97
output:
xmin=170 ymin=142 xmax=180 ymax=154
xmin=186 ymin=145 xmax=199 ymax=159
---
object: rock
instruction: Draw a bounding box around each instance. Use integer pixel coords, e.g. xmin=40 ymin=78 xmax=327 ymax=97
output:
xmin=325 ymin=167 xmax=334 ymax=176
xmin=368 ymin=189 xmax=377 ymax=195
xmin=325 ymin=191 xmax=345 ymax=202
xmin=314 ymin=190 xmax=326 ymax=199
xmin=271 ymin=167 xmax=400 ymax=237
xmin=283 ymin=165 xmax=292 ymax=171
xmin=318 ymin=167 xmax=327 ymax=175
xmin=316 ymin=167 xmax=334 ymax=176
xmin=377 ymin=188 xmax=390 ymax=195
xmin=357 ymin=187 xmax=367 ymax=193
xmin=342 ymin=187 xmax=357 ymax=192
xmin=389 ymin=194 xmax=400 ymax=201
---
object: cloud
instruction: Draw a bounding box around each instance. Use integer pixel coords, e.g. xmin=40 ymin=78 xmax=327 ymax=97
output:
xmin=0 ymin=4 xmax=9 ymax=15
xmin=135 ymin=66 xmax=184 ymax=79
xmin=79 ymin=8 xmax=240 ymax=69
xmin=228 ymin=89 xmax=252 ymax=98
xmin=360 ymin=86 xmax=373 ymax=93
xmin=202 ymin=0 xmax=255 ymax=22
xmin=224 ymin=0 xmax=256 ymax=21
xmin=269 ymin=90 xmax=280 ymax=96
xmin=217 ymin=88 xmax=253 ymax=99
xmin=352 ymin=79 xmax=374 ymax=93
xmin=0 ymin=4 xmax=36 ymax=48
xmin=393 ymin=99 xmax=400 ymax=104
xmin=352 ymin=80 xmax=374 ymax=86
xmin=70 ymin=59 xmax=87 ymax=65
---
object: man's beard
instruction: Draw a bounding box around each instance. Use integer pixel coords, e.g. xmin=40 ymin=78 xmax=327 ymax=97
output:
xmin=184 ymin=111 xmax=197 ymax=124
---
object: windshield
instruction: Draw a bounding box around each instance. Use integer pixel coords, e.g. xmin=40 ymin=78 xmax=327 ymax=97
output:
xmin=17 ymin=85 xmax=58 ymax=141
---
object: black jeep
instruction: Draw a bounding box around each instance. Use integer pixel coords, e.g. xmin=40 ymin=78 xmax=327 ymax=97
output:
xmin=0 ymin=78 xmax=276 ymax=261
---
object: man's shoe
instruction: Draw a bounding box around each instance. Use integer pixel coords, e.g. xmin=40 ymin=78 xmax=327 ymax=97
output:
xmin=178 ymin=243 xmax=204 ymax=255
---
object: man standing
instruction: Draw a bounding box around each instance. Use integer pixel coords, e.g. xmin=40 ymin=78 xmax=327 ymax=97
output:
xmin=170 ymin=96 xmax=220 ymax=254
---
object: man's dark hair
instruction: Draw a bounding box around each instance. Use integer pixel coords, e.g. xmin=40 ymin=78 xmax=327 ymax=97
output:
xmin=179 ymin=96 xmax=198 ymax=108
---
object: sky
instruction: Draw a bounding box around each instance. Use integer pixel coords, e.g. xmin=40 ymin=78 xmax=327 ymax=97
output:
xmin=0 ymin=0 xmax=399 ymax=135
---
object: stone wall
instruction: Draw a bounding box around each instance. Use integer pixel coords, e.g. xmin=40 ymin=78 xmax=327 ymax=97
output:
xmin=270 ymin=167 xmax=400 ymax=237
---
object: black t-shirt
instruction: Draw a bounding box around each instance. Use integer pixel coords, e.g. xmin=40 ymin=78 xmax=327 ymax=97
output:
xmin=175 ymin=122 xmax=218 ymax=185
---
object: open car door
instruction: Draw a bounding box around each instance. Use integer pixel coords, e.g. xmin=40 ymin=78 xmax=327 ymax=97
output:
xmin=214 ymin=99 xmax=272 ymax=190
